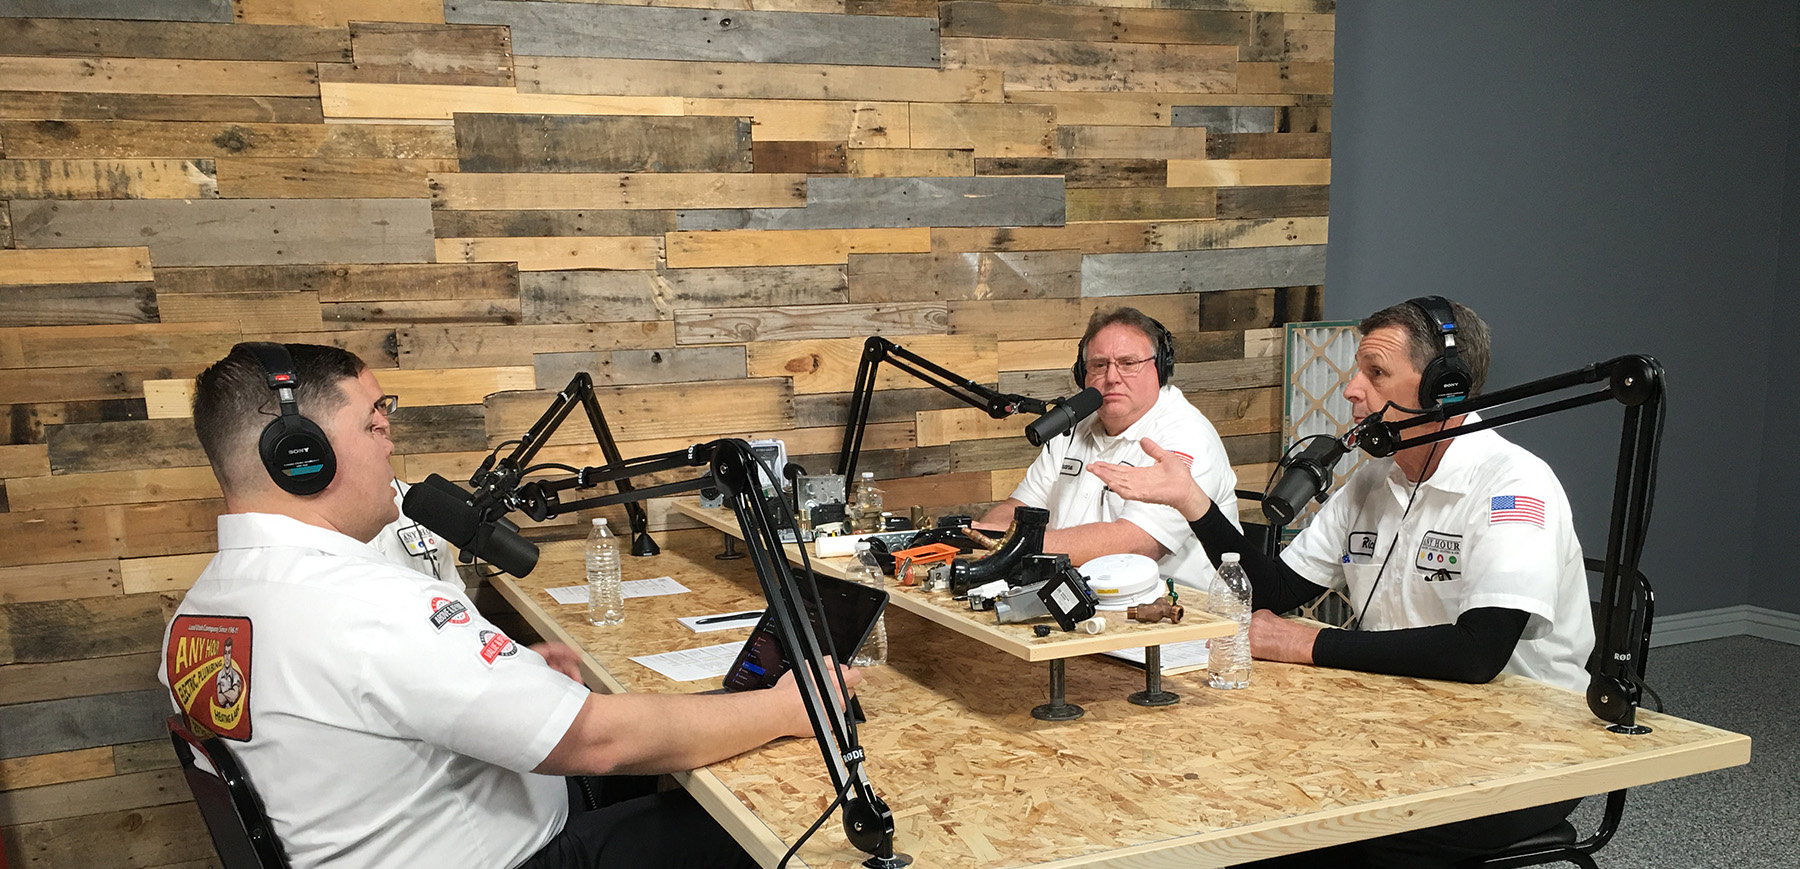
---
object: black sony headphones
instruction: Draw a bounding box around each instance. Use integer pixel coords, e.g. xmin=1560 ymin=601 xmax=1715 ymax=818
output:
xmin=1072 ymin=314 xmax=1176 ymax=387
xmin=1405 ymin=295 xmax=1473 ymax=409
xmin=240 ymin=342 xmax=336 ymax=496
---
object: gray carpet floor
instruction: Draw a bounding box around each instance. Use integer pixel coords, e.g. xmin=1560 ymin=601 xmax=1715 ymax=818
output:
xmin=1566 ymin=635 xmax=1799 ymax=868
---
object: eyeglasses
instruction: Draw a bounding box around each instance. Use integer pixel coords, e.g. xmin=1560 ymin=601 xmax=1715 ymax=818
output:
xmin=1084 ymin=357 xmax=1153 ymax=378
xmin=374 ymin=394 xmax=399 ymax=416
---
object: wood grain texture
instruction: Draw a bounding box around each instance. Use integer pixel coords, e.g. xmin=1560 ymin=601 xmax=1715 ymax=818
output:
xmin=676 ymin=176 xmax=1065 ymax=231
xmin=398 ymin=322 xmax=677 ymax=368
xmin=941 ymin=37 xmax=1235 ymax=93
xmin=484 ymin=378 xmax=794 ymax=446
xmin=846 ymin=250 xmax=1080 ymax=302
xmin=518 ymin=55 xmax=998 ymax=103
xmin=974 ymin=157 xmax=1166 ymax=188
xmin=435 ymin=236 xmax=659 ymax=271
xmin=1066 ymin=187 xmax=1215 ymax=221
xmin=1011 ymin=91 xmax=1312 ymax=127
xmin=0 ymin=366 xmax=207 ymax=407
xmin=0 ymin=17 xmax=348 ymax=62
xmin=432 ymin=208 xmax=676 ymax=238
xmin=322 ymin=22 xmax=514 ymax=87
xmin=0 ymin=247 xmax=150 ymax=286
xmin=675 ymin=302 xmax=947 ymax=345
xmin=1216 ymin=184 xmax=1330 ymax=219
xmin=430 ymin=172 xmax=806 ymax=211
xmin=1168 ymin=158 xmax=1330 ymax=187
xmin=846 ymin=148 xmax=974 ymax=178
xmin=665 ymin=227 xmax=930 ymax=268
xmin=0 ymin=653 xmax=161 ymax=707
xmin=948 ymin=294 xmax=1198 ymax=340
xmin=445 ymin=0 xmax=941 ymax=68
xmin=0 ymin=0 xmax=230 ymax=22
xmin=0 ymin=747 xmax=115 ymax=791
xmin=684 ymin=98 xmax=907 ymax=147
xmin=1054 ymin=125 xmax=1207 ymax=159
xmin=1 ymin=801 xmax=216 ymax=869
xmin=0 ymin=323 xmax=235 ymax=369
xmin=155 ymin=291 xmax=324 ymax=331
xmin=0 ymin=119 xmax=457 ymax=159
xmin=154 ymin=262 xmax=518 ymax=301
xmin=0 ymin=595 xmax=168 ymax=665
xmin=1171 ymin=105 xmax=1277 ymax=132
xmin=748 ymin=334 xmax=995 ymax=394
xmin=11 ymin=199 xmax=435 ymax=266
xmin=1208 ymin=131 xmax=1331 ymax=159
xmin=0 ymin=766 xmax=186 ymax=826
xmin=1081 ymin=244 xmax=1327 ymax=296
xmin=909 ymin=103 xmax=1055 ymax=158
xmin=47 ymin=418 xmax=202 ymax=474
xmin=533 ymin=346 xmax=749 ymax=389
xmin=320 ymin=82 xmax=681 ymax=121
xmin=663 ymin=264 xmax=848 ymax=308
xmin=0 ymin=56 xmax=319 ymax=98
xmin=454 ymin=113 xmax=752 ymax=173
xmin=214 ymin=157 xmax=455 ymax=199
xmin=0 ymin=560 xmax=121 ymax=605
xmin=0 ymin=91 xmax=324 ymax=123
xmin=117 ymin=552 xmax=214 ymax=595
xmin=518 ymin=269 xmax=664 ymax=322
xmin=940 ymin=1 xmax=1254 ymax=44
xmin=0 ymin=282 xmax=158 ymax=326
xmin=237 ymin=0 xmax=444 ymax=26
xmin=752 ymin=140 xmax=847 ymax=175
xmin=1196 ymin=286 xmax=1322 ymax=331
xmin=1238 ymin=60 xmax=1334 ymax=95
xmin=0 ymin=444 xmax=52 ymax=478
xmin=0 ymin=159 xmax=216 ymax=200
xmin=992 ymin=338 xmax=1078 ymax=372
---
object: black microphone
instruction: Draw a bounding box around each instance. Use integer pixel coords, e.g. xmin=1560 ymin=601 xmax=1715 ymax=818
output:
xmin=1026 ymin=387 xmax=1103 ymax=447
xmin=402 ymin=474 xmax=540 ymax=577
xmin=1262 ymin=435 xmax=1350 ymax=527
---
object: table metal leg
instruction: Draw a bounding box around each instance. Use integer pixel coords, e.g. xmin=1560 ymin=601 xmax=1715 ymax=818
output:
xmin=1031 ymin=659 xmax=1085 ymax=721
xmin=1128 ymin=645 xmax=1180 ymax=707
xmin=714 ymin=532 xmax=745 ymax=560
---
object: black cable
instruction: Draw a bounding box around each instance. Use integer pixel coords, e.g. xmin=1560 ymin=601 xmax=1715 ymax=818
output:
xmin=1348 ymin=437 xmax=1444 ymax=632
xmin=777 ymin=776 xmax=856 ymax=869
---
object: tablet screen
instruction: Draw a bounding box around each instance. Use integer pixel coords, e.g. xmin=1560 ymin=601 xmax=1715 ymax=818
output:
xmin=721 ymin=573 xmax=887 ymax=692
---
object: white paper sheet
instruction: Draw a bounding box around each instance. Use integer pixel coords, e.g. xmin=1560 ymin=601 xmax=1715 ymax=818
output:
xmin=1102 ymin=638 xmax=1210 ymax=675
xmin=629 ymin=642 xmax=743 ymax=682
xmin=544 ymin=576 xmax=691 ymax=606
xmin=544 ymin=585 xmax=589 ymax=606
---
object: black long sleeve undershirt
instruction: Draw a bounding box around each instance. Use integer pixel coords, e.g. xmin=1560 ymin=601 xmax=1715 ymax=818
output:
xmin=1187 ymin=504 xmax=1531 ymax=683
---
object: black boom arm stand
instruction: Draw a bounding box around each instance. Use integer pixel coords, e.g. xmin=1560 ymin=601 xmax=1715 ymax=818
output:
xmin=1354 ymin=355 xmax=1666 ymax=734
xmin=835 ymin=336 xmax=1051 ymax=480
xmin=472 ymin=373 xmax=659 ymax=556
xmin=487 ymin=433 xmax=907 ymax=867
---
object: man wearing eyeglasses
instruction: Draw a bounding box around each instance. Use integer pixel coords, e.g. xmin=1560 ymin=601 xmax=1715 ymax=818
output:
xmin=975 ymin=307 xmax=1241 ymax=592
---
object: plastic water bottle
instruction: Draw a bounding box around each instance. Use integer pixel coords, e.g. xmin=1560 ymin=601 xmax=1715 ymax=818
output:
xmin=850 ymin=471 xmax=884 ymax=534
xmin=847 ymin=542 xmax=888 ymax=666
xmin=1207 ymin=552 xmax=1252 ymax=689
xmin=586 ymin=518 xmax=623 ymax=626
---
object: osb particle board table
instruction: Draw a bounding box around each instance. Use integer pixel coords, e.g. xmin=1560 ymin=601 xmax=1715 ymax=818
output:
xmin=491 ymin=532 xmax=1751 ymax=869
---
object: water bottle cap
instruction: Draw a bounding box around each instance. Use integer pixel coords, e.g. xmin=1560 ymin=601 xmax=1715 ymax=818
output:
xmin=1220 ymin=552 xmax=1240 ymax=563
xmin=592 ymin=517 xmax=608 ymax=526
xmin=861 ymin=471 xmax=874 ymax=480
xmin=855 ymin=540 xmax=871 ymax=551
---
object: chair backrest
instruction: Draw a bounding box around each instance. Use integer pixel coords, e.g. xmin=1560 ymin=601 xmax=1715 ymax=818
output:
xmin=167 ymin=716 xmax=292 ymax=869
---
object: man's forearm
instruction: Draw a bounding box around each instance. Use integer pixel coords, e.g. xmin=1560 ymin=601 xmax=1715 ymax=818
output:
xmin=1042 ymin=520 xmax=1165 ymax=566
xmin=536 ymin=689 xmax=803 ymax=778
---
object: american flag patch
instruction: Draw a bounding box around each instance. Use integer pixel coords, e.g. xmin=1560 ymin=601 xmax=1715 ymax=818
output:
xmin=1169 ymin=450 xmax=1194 ymax=468
xmin=1490 ymin=495 xmax=1546 ymax=527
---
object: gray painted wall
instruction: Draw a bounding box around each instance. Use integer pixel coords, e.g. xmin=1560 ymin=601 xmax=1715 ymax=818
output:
xmin=1751 ymin=30 xmax=1800 ymax=616
xmin=1327 ymin=2 xmax=1796 ymax=616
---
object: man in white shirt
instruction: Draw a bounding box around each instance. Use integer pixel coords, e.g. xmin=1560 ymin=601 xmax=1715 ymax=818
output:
xmin=372 ymin=477 xmax=465 ymax=586
xmin=976 ymin=307 xmax=1240 ymax=590
xmin=161 ymin=342 xmax=858 ymax=869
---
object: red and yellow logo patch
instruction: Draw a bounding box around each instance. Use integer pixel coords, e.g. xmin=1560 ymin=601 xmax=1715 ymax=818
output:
xmin=167 ymin=615 xmax=253 ymax=741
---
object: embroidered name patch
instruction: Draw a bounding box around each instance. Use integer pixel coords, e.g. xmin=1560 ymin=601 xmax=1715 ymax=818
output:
xmin=429 ymin=596 xmax=470 ymax=631
xmin=1059 ymin=457 xmax=1083 ymax=477
xmin=166 ymin=615 xmax=253 ymax=741
xmin=397 ymin=523 xmax=437 ymax=557
xmin=1416 ymin=530 xmax=1462 ymax=575
xmin=1344 ymin=531 xmax=1377 ymax=564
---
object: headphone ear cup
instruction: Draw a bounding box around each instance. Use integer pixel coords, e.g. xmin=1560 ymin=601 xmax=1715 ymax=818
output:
xmin=1155 ymin=323 xmax=1175 ymax=384
xmin=1071 ymin=338 xmax=1086 ymax=387
xmin=1416 ymin=353 xmax=1474 ymax=409
xmin=259 ymin=415 xmax=336 ymax=496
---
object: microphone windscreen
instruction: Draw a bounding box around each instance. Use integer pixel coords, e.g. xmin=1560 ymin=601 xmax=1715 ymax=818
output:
xmin=1066 ymin=386 xmax=1103 ymax=418
xmin=402 ymin=474 xmax=480 ymax=548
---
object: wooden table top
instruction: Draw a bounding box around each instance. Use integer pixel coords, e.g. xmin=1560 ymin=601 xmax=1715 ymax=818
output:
xmin=673 ymin=499 xmax=1235 ymax=662
xmin=495 ymin=532 xmax=1751 ymax=869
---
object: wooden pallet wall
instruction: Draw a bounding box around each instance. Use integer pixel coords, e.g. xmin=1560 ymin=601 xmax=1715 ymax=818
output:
xmin=0 ymin=0 xmax=1330 ymax=864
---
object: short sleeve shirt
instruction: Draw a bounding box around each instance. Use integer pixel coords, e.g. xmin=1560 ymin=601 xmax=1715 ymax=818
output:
xmin=370 ymin=479 xmax=465 ymax=587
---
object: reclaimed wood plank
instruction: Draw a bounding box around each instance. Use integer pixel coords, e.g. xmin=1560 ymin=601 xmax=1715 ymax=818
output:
xmin=0 ymin=57 xmax=319 ymax=98
xmin=666 ymin=227 xmax=929 ymax=268
xmin=0 ymin=596 xmax=167 ymax=664
xmin=117 ymin=552 xmax=213 ymax=596
xmin=752 ymin=140 xmax=846 ymax=175
xmin=365 ymin=366 xmax=538 ymax=408
xmin=935 ymin=219 xmax=1313 ymax=254
xmin=676 ymin=176 xmax=1064 ymax=231
xmin=433 ymin=209 xmax=676 ymax=238
xmin=683 ymin=98 xmax=906 ymax=147
xmin=0 ymin=768 xmax=186 ymax=827
xmin=748 ymin=334 xmax=994 ymax=395
xmin=1188 ymin=385 xmax=1282 ymax=437
xmin=1168 ymin=158 xmax=1330 ymax=187
xmin=994 ymin=338 xmax=1078 ymax=372
xmin=435 ymin=236 xmax=659 ymax=271
xmin=0 ymin=653 xmax=160 ymax=707
xmin=1197 ymin=285 xmax=1321 ymax=331
xmin=0 ymin=399 xmax=146 ymax=444
xmin=0 ymin=0 xmax=230 ymax=22
xmin=1216 ymin=184 xmax=1330 ymax=219
xmin=0 ymin=119 xmax=457 ymax=160
xmin=0 ymin=500 xmax=221 ymax=566
xmin=0 ymin=17 xmax=348 ymax=62
xmin=533 ymin=346 xmax=748 ymax=389
xmin=1207 ymin=132 xmax=1331 ymax=160
xmin=325 ymin=298 xmax=522 ymax=326
xmin=793 ymin=384 xmax=967 ymax=428
xmin=6 ymin=467 xmax=218 ymax=511
xmin=0 ymin=159 xmax=216 ymax=200
xmin=214 ymin=157 xmax=455 ymax=199
xmin=1222 ymin=429 xmax=1281 ymax=465
xmin=398 ymin=322 xmax=677 ymax=368
xmin=1066 ymin=187 xmax=1214 ymax=221
xmin=388 ymin=404 xmax=487 ymax=456
xmin=675 ymin=301 xmax=946 ymax=345
xmin=0 ymin=747 xmax=115 ymax=792
xmin=915 ymin=406 xmax=1026 ymax=447
xmin=940 ymin=1 xmax=1254 ymax=44
xmin=518 ymin=270 xmax=664 ymax=323
xmin=1054 ymin=125 xmax=1207 ymax=159
xmin=948 ymin=434 xmax=1039 ymax=473
xmin=454 ymin=113 xmax=752 ymax=173
xmin=788 ymin=444 xmax=949 ymax=481
xmin=518 ymin=55 xmax=998 ymax=103
xmin=237 ymin=0 xmax=443 ymax=26
xmin=156 ymin=291 xmax=323 ymax=331
xmin=0 ymin=444 xmax=51 ymax=478
xmin=661 ymin=264 xmax=848 ymax=308
xmin=0 ymin=366 xmax=207 ymax=406
xmin=1237 ymin=60 xmax=1333 ymax=95
xmin=0 ymin=247 xmax=150 ymax=286
xmin=1147 ymin=215 xmax=1327 ymax=251
xmin=0 ymin=91 xmax=323 ymax=123
xmin=1171 ymin=105 xmax=1277 ymax=132
xmin=1171 ymin=329 xmax=1245 ymax=364
xmin=0 ymin=282 xmax=157 ymax=326
xmin=47 ymin=419 xmax=201 ymax=474
xmin=484 ymin=378 xmax=794 ymax=447
xmin=846 ymin=148 xmax=973 ymax=178
xmin=320 ymin=82 xmax=680 ymax=121
xmin=11 ymin=199 xmax=435 ymax=266
xmin=445 ymin=0 xmax=941 ymax=68
xmin=974 ymin=157 xmax=1165 ymax=188
xmin=320 ymin=22 xmax=513 ymax=87
xmin=111 ymin=738 xmax=178 ymax=775
xmin=154 ymin=262 xmax=517 ymax=301
xmin=909 ymin=103 xmax=1054 ymax=158
xmin=846 ymin=250 xmax=1080 ymax=302
xmin=430 ymin=171 xmax=806 ymax=211
xmin=1 ymin=801 xmax=217 ymax=869
xmin=0 ymin=559 xmax=121 ymax=605
xmin=1013 ymin=91 xmax=1310 ymax=127
xmin=1082 ymin=244 xmax=1327 ymax=297
xmin=0 ymin=323 xmax=230 ymax=369
xmin=941 ymin=37 xmax=1235 ymax=93
xmin=1243 ymin=9 xmax=1285 ymax=63
xmin=880 ymin=470 xmax=991 ymax=511
xmin=1281 ymin=105 xmax=1331 ymax=133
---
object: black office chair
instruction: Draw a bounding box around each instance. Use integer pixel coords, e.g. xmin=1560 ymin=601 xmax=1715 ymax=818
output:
xmin=1464 ymin=559 xmax=1657 ymax=869
xmin=168 ymin=716 xmax=292 ymax=869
